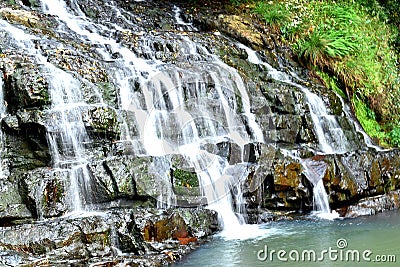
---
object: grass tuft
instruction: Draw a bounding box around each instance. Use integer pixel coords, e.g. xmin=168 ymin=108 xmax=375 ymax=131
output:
xmin=254 ymin=1 xmax=291 ymax=30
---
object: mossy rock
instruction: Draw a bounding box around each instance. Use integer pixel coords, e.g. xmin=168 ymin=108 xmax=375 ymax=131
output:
xmin=172 ymin=168 xmax=199 ymax=189
xmin=4 ymin=63 xmax=50 ymax=111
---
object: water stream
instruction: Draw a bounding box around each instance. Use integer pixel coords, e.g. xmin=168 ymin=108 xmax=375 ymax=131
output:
xmin=237 ymin=43 xmax=353 ymax=154
xmin=4 ymin=0 xmax=350 ymax=226
xmin=0 ymin=1 xmax=398 ymax=265
xmin=0 ymin=19 xmax=99 ymax=214
xmin=37 ymin=0 xmax=267 ymax=234
xmin=238 ymin=43 xmax=345 ymax=218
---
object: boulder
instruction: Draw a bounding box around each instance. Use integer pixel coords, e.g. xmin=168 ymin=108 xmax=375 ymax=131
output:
xmin=344 ymin=190 xmax=400 ymax=218
xmin=0 ymin=210 xmax=147 ymax=264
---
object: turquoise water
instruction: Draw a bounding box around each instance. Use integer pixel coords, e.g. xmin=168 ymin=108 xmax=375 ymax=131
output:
xmin=175 ymin=210 xmax=400 ymax=266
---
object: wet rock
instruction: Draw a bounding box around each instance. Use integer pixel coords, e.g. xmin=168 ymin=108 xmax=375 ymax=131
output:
xmin=253 ymin=148 xmax=400 ymax=212
xmin=1 ymin=115 xmax=20 ymax=133
xmin=199 ymin=14 xmax=264 ymax=49
xmin=3 ymin=134 xmax=49 ymax=172
xmin=89 ymin=155 xmax=177 ymax=206
xmin=16 ymin=110 xmax=48 ymax=145
xmin=250 ymin=146 xmax=313 ymax=211
xmin=0 ymin=180 xmax=32 ymax=224
xmin=137 ymin=207 xmax=219 ymax=242
xmin=174 ymin=208 xmax=220 ymax=238
xmin=46 ymin=47 xmax=109 ymax=85
xmin=150 ymin=214 xmax=188 ymax=242
xmin=0 ymin=207 xmax=217 ymax=265
xmin=0 ymin=8 xmax=46 ymax=29
xmin=344 ymin=190 xmax=400 ymax=218
xmin=83 ymin=106 xmax=120 ymax=139
xmin=323 ymin=149 xmax=400 ymax=206
xmin=90 ymin=155 xmax=150 ymax=199
xmin=0 ymin=210 xmax=147 ymax=263
xmin=3 ymin=63 xmax=50 ymax=111
xmin=21 ymin=168 xmax=70 ymax=218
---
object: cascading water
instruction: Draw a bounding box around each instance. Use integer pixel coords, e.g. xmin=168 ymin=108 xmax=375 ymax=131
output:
xmin=337 ymin=93 xmax=384 ymax=151
xmin=238 ymin=44 xmax=347 ymax=218
xmin=0 ymin=19 xmax=98 ymax=214
xmin=41 ymin=0 xmax=177 ymax=208
xmin=38 ymin=0 xmax=266 ymax=236
xmin=301 ymin=158 xmax=339 ymax=219
xmin=238 ymin=43 xmax=352 ymax=154
xmin=1 ymin=2 xmax=398 ymax=265
xmin=44 ymin=68 xmax=96 ymax=212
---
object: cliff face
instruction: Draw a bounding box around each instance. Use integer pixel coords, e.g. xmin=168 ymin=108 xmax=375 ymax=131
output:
xmin=0 ymin=0 xmax=399 ymax=264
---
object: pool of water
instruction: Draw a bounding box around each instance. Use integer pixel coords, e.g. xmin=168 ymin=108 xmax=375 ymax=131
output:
xmin=175 ymin=210 xmax=400 ymax=266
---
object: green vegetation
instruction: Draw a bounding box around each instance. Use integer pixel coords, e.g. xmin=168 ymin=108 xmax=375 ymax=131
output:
xmin=352 ymin=96 xmax=386 ymax=141
xmin=247 ymin=0 xmax=400 ymax=147
xmin=253 ymin=2 xmax=291 ymax=29
xmin=173 ymin=168 xmax=199 ymax=188
xmin=229 ymin=0 xmax=253 ymax=5
xmin=317 ymin=71 xmax=347 ymax=99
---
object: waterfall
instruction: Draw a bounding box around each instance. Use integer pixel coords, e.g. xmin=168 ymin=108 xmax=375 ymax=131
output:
xmin=45 ymin=67 xmax=95 ymax=212
xmin=337 ymin=93 xmax=384 ymax=151
xmin=279 ymin=148 xmax=338 ymax=219
xmin=0 ymin=19 xmax=100 ymax=214
xmin=312 ymin=180 xmax=331 ymax=214
xmin=301 ymin=158 xmax=339 ymax=219
xmin=2 ymin=0 xmax=356 ymax=227
xmin=238 ymin=43 xmax=351 ymax=154
xmin=238 ymin=44 xmax=348 ymax=218
xmin=36 ymin=0 xmax=266 ymax=235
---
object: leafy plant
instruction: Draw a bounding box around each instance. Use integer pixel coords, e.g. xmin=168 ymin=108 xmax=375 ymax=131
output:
xmin=254 ymin=1 xmax=291 ymax=30
xmin=317 ymin=71 xmax=347 ymax=99
xmin=388 ymin=127 xmax=400 ymax=147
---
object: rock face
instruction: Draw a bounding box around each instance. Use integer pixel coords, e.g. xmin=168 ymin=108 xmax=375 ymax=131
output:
xmin=343 ymin=190 xmax=400 ymax=218
xmin=0 ymin=0 xmax=400 ymax=265
xmin=247 ymin=147 xmax=400 ymax=216
xmin=0 ymin=208 xmax=219 ymax=265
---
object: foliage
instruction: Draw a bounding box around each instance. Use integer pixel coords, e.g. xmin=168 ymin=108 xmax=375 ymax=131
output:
xmin=388 ymin=127 xmax=400 ymax=147
xmin=253 ymin=1 xmax=291 ymax=28
xmin=252 ymin=0 xmax=400 ymax=147
xmin=293 ymin=5 xmax=360 ymax=65
xmin=389 ymin=126 xmax=400 ymax=147
xmin=229 ymin=0 xmax=254 ymax=5
xmin=173 ymin=168 xmax=199 ymax=188
xmin=317 ymin=71 xmax=347 ymax=100
xmin=352 ymin=96 xmax=386 ymax=143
